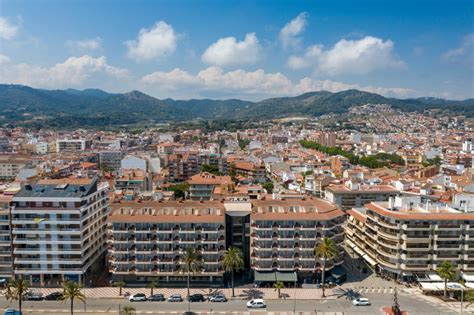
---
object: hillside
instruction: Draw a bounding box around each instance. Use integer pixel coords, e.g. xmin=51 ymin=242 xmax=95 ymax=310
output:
xmin=0 ymin=84 xmax=473 ymax=128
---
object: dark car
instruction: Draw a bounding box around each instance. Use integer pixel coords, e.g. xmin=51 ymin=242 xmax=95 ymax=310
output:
xmin=188 ymin=294 xmax=206 ymax=302
xmin=168 ymin=294 xmax=183 ymax=302
xmin=44 ymin=292 xmax=64 ymax=300
xmin=23 ymin=291 xmax=44 ymax=301
xmin=148 ymin=293 xmax=165 ymax=301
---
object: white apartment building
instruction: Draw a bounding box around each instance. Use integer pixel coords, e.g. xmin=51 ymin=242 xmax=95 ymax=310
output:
xmin=345 ymin=195 xmax=474 ymax=280
xmin=0 ymin=158 xmax=27 ymax=180
xmin=56 ymin=139 xmax=92 ymax=153
xmin=11 ymin=177 xmax=109 ymax=286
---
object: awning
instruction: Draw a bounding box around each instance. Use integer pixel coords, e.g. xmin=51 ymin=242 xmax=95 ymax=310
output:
xmin=254 ymin=271 xmax=276 ymax=282
xmin=419 ymin=282 xmax=466 ymax=291
xmin=352 ymin=245 xmax=366 ymax=257
xmin=330 ymin=266 xmax=347 ymax=279
xmin=276 ymin=272 xmax=297 ymax=282
xmin=461 ymin=272 xmax=474 ymax=282
xmin=427 ymin=273 xmax=443 ymax=282
xmin=362 ymin=254 xmax=377 ymax=266
xmin=465 ymin=282 xmax=474 ymax=289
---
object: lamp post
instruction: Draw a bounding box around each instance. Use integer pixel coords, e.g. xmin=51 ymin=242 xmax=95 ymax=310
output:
xmin=461 ymin=286 xmax=464 ymax=315
xmin=293 ymin=277 xmax=297 ymax=315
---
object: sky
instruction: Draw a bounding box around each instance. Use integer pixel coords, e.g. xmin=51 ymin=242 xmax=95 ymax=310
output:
xmin=0 ymin=0 xmax=473 ymax=100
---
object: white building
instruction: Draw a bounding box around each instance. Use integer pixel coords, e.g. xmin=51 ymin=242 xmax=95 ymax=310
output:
xmin=56 ymin=139 xmax=92 ymax=153
xmin=11 ymin=177 xmax=109 ymax=286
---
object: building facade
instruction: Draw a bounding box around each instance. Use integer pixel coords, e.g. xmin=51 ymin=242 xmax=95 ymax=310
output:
xmin=345 ymin=195 xmax=474 ymax=280
xmin=11 ymin=177 xmax=109 ymax=286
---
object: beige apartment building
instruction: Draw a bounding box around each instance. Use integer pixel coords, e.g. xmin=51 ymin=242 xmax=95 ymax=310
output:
xmin=250 ymin=196 xmax=345 ymax=282
xmin=108 ymin=200 xmax=226 ymax=284
xmin=108 ymin=194 xmax=346 ymax=284
xmin=345 ymin=195 xmax=474 ymax=280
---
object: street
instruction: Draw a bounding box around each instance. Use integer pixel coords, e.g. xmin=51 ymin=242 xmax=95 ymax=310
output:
xmin=0 ymin=293 xmax=458 ymax=315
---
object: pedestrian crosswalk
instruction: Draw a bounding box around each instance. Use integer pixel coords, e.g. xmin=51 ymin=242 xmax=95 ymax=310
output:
xmin=351 ymin=287 xmax=396 ymax=294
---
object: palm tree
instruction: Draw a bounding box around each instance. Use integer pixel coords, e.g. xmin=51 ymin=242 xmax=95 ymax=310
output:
xmin=273 ymin=281 xmax=285 ymax=299
xmin=437 ymin=261 xmax=456 ymax=298
xmin=314 ymin=237 xmax=339 ymax=298
xmin=5 ymin=278 xmax=29 ymax=315
xmin=122 ymin=305 xmax=136 ymax=315
xmin=179 ymin=247 xmax=203 ymax=299
xmin=115 ymin=281 xmax=126 ymax=296
xmin=147 ymin=280 xmax=156 ymax=296
xmin=220 ymin=246 xmax=244 ymax=297
xmin=62 ymin=281 xmax=86 ymax=315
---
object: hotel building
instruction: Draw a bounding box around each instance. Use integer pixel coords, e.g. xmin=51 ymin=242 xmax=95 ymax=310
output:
xmin=345 ymin=195 xmax=474 ymax=280
xmin=11 ymin=177 xmax=109 ymax=286
xmin=107 ymin=194 xmax=346 ymax=284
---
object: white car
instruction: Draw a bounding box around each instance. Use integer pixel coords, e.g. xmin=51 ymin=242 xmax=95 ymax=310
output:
xmin=129 ymin=293 xmax=147 ymax=302
xmin=352 ymin=297 xmax=370 ymax=306
xmin=246 ymin=299 xmax=266 ymax=308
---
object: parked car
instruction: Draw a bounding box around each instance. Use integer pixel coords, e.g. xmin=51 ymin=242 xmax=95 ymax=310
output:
xmin=246 ymin=299 xmax=266 ymax=308
xmin=129 ymin=293 xmax=147 ymax=302
xmin=188 ymin=293 xmax=206 ymax=302
xmin=44 ymin=292 xmax=64 ymax=300
xmin=352 ymin=298 xmax=371 ymax=306
xmin=3 ymin=309 xmax=21 ymax=315
xmin=24 ymin=291 xmax=44 ymax=301
xmin=147 ymin=293 xmax=165 ymax=301
xmin=168 ymin=294 xmax=183 ymax=302
xmin=209 ymin=294 xmax=227 ymax=302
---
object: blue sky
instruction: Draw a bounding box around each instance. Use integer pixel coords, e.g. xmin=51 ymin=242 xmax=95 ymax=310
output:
xmin=0 ymin=0 xmax=472 ymax=100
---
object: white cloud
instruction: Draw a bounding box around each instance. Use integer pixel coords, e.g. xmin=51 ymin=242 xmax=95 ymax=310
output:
xmin=0 ymin=55 xmax=129 ymax=87
xmin=279 ymin=12 xmax=308 ymax=49
xmin=125 ymin=21 xmax=177 ymax=61
xmin=443 ymin=33 xmax=474 ymax=63
xmin=141 ymin=66 xmax=413 ymax=99
xmin=288 ymin=36 xmax=405 ymax=76
xmin=0 ymin=54 xmax=10 ymax=65
xmin=201 ymin=33 xmax=261 ymax=67
xmin=66 ymin=37 xmax=103 ymax=51
xmin=0 ymin=17 xmax=20 ymax=40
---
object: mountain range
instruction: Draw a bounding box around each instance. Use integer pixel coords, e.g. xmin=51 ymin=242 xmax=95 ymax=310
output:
xmin=0 ymin=84 xmax=473 ymax=129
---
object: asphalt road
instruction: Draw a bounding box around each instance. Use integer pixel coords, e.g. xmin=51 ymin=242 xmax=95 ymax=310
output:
xmin=0 ymin=293 xmax=458 ymax=315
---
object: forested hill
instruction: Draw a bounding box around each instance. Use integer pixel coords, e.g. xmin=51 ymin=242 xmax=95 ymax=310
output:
xmin=0 ymin=84 xmax=472 ymax=128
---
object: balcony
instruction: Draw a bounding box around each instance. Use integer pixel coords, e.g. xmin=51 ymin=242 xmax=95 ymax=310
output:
xmin=434 ymin=234 xmax=460 ymax=241
xmin=378 ymin=230 xmax=400 ymax=241
xmin=402 ymin=234 xmax=431 ymax=242
xmin=435 ymin=224 xmax=463 ymax=231
xmin=402 ymin=224 xmax=432 ymax=231
xmin=401 ymin=263 xmax=431 ymax=271
xmin=378 ymin=220 xmax=400 ymax=229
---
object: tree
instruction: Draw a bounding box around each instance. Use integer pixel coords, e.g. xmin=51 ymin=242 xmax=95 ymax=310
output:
xmin=179 ymin=247 xmax=203 ymax=299
xmin=201 ymin=164 xmax=221 ymax=175
xmin=273 ymin=281 xmax=285 ymax=299
xmin=62 ymin=281 xmax=86 ymax=315
xmin=147 ymin=280 xmax=156 ymax=296
xmin=168 ymin=183 xmax=189 ymax=199
xmin=262 ymin=182 xmax=274 ymax=194
xmin=315 ymin=237 xmax=339 ymax=298
xmin=437 ymin=261 xmax=456 ymax=298
xmin=238 ymin=139 xmax=250 ymax=150
xmin=5 ymin=278 xmax=29 ymax=315
xmin=220 ymin=247 xmax=244 ymax=297
xmin=122 ymin=305 xmax=135 ymax=315
xmin=115 ymin=281 xmax=126 ymax=296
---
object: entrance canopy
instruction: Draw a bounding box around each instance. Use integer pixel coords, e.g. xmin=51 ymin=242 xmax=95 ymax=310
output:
xmin=254 ymin=271 xmax=297 ymax=282
xmin=330 ymin=266 xmax=347 ymax=279
xmin=254 ymin=271 xmax=276 ymax=282
xmin=419 ymin=282 xmax=465 ymax=291
xmin=276 ymin=272 xmax=297 ymax=282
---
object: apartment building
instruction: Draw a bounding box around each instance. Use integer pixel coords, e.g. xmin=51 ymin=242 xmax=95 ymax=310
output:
xmin=325 ymin=183 xmax=399 ymax=210
xmin=0 ymin=193 xmax=14 ymax=281
xmin=187 ymin=172 xmax=234 ymax=200
xmin=56 ymin=139 xmax=92 ymax=153
xmin=11 ymin=177 xmax=109 ymax=286
xmin=250 ymin=195 xmax=345 ymax=282
xmin=0 ymin=158 xmax=27 ymax=180
xmin=345 ymin=195 xmax=474 ymax=280
xmin=108 ymin=200 xmax=226 ymax=284
xmin=99 ymin=151 xmax=126 ymax=171
xmin=107 ymin=194 xmax=345 ymax=284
